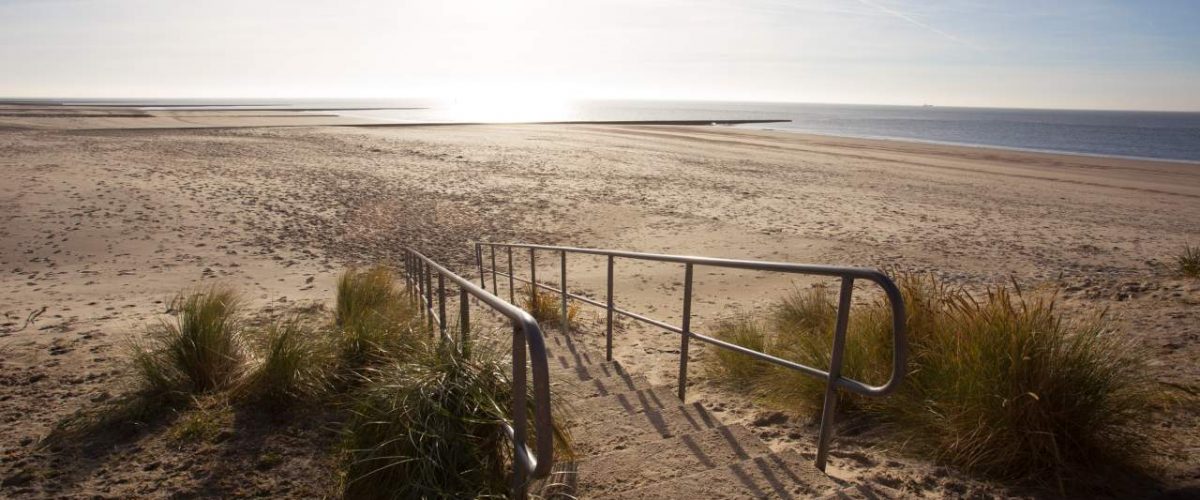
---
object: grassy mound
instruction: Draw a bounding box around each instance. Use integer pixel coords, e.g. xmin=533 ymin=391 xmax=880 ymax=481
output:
xmin=335 ymin=266 xmax=421 ymax=365
xmin=340 ymin=338 xmax=569 ymax=498
xmin=710 ymin=275 xmax=1157 ymax=483
xmin=237 ymin=318 xmax=334 ymax=405
xmin=711 ymin=314 xmax=771 ymax=385
xmin=131 ymin=286 xmax=246 ymax=394
xmin=57 ymin=264 xmax=571 ymax=497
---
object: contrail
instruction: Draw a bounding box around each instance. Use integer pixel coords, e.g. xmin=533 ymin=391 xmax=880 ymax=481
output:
xmin=855 ymin=0 xmax=981 ymax=50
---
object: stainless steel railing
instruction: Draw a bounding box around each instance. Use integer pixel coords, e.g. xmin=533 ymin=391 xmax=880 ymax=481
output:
xmin=474 ymin=242 xmax=907 ymax=472
xmin=401 ymin=247 xmax=553 ymax=498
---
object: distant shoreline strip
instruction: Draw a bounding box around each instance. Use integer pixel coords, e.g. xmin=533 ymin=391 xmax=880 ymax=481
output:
xmin=350 ymin=119 xmax=791 ymax=127
xmin=144 ymin=107 xmax=429 ymax=112
xmin=57 ymin=119 xmax=792 ymax=132
xmin=0 ymin=102 xmax=428 ymax=112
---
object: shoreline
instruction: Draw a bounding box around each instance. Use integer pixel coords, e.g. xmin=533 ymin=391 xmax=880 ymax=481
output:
xmin=741 ymin=124 xmax=1200 ymax=165
xmin=4 ymin=101 xmax=1197 ymax=164
xmin=349 ymin=118 xmax=791 ymax=127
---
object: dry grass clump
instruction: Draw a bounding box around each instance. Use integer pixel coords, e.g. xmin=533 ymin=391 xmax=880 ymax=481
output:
xmin=237 ymin=318 xmax=335 ymax=405
xmin=711 ymin=315 xmax=771 ymax=385
xmin=51 ymin=287 xmax=246 ymax=446
xmin=340 ymin=337 xmax=571 ymax=498
xmin=519 ymin=284 xmax=579 ymax=329
xmin=131 ymin=286 xmax=246 ymax=394
xmin=710 ymin=275 xmax=1157 ymax=484
xmin=763 ymin=279 xmax=939 ymax=411
xmin=1177 ymin=244 xmax=1200 ymax=277
xmin=335 ymin=266 xmax=421 ymax=365
xmin=887 ymin=281 xmax=1154 ymax=482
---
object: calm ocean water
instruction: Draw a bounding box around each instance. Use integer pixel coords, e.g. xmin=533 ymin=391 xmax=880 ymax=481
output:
xmin=338 ymin=100 xmax=1200 ymax=163
xmin=48 ymin=98 xmax=1200 ymax=162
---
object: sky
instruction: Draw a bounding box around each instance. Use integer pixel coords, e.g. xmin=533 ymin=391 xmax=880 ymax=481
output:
xmin=1 ymin=0 xmax=1198 ymax=110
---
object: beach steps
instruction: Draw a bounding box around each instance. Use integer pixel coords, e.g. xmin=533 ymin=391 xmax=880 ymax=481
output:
xmin=535 ymin=331 xmax=860 ymax=499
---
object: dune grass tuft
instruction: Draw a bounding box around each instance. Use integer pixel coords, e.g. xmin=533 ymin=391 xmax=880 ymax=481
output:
xmin=710 ymin=314 xmax=771 ymax=386
xmin=710 ymin=275 xmax=1157 ymax=484
xmin=238 ymin=318 xmax=334 ymax=405
xmin=50 ymin=287 xmax=243 ymax=446
xmin=519 ymin=284 xmax=580 ymax=330
xmin=1177 ymin=244 xmax=1200 ymax=277
xmin=340 ymin=336 xmax=571 ymax=498
xmin=335 ymin=266 xmax=420 ymax=365
xmin=131 ymin=286 xmax=246 ymax=394
xmin=887 ymin=283 xmax=1153 ymax=482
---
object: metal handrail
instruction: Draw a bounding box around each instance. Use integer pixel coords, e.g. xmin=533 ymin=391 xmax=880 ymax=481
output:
xmin=474 ymin=241 xmax=907 ymax=472
xmin=401 ymin=247 xmax=554 ymax=497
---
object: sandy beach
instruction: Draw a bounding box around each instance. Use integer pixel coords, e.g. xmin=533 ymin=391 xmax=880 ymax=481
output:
xmin=2 ymin=114 xmax=1198 ymax=497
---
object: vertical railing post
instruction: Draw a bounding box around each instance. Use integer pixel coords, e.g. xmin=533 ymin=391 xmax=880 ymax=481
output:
xmin=507 ymin=246 xmax=515 ymax=304
xmin=424 ymin=263 xmax=434 ymax=331
xmin=437 ymin=273 xmax=446 ymax=335
xmin=405 ymin=254 xmax=413 ymax=301
xmin=815 ymin=277 xmax=855 ymax=472
xmin=677 ymin=263 xmax=694 ymax=401
xmin=476 ymin=243 xmax=485 ymax=290
xmin=417 ymin=260 xmax=426 ymax=318
xmin=605 ymin=255 xmax=614 ymax=362
xmin=560 ymin=251 xmax=568 ymax=333
xmin=491 ymin=246 xmax=498 ymax=295
xmin=413 ymin=256 xmax=421 ymax=306
xmin=459 ymin=287 xmax=471 ymax=357
xmin=510 ymin=322 xmax=529 ymax=498
xmin=529 ymin=248 xmax=537 ymax=311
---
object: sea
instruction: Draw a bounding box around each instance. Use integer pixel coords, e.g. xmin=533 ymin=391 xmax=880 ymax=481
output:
xmin=352 ymin=100 xmax=1200 ymax=163
xmin=31 ymin=98 xmax=1200 ymax=163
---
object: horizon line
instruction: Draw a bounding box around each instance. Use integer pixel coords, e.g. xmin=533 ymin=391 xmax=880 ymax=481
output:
xmin=2 ymin=96 xmax=1198 ymax=114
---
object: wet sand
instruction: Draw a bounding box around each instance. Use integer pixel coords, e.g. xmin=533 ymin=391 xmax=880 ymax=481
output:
xmin=1 ymin=116 xmax=1198 ymax=496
